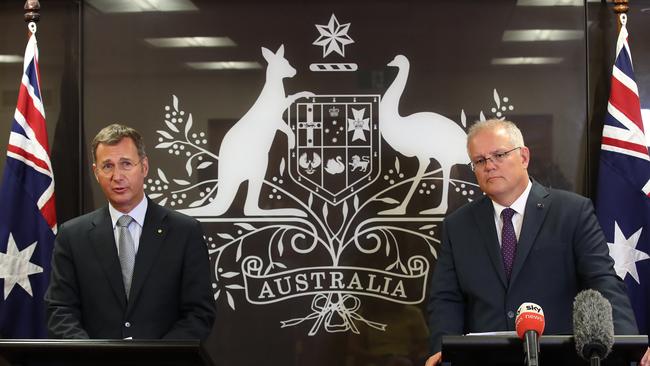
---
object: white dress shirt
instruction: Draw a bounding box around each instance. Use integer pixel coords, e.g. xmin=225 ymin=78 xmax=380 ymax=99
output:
xmin=492 ymin=180 xmax=532 ymax=247
xmin=108 ymin=196 xmax=148 ymax=255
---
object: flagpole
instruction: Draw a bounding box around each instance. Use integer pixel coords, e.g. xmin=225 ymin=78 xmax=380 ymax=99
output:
xmin=612 ymin=0 xmax=629 ymax=32
xmin=24 ymin=0 xmax=40 ymax=36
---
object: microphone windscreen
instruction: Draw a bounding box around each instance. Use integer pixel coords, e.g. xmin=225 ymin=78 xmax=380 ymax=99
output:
xmin=573 ymin=289 xmax=615 ymax=360
xmin=516 ymin=302 xmax=545 ymax=339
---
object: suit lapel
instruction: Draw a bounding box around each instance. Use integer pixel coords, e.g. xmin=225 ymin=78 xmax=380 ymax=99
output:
xmin=90 ymin=207 xmax=128 ymax=306
xmin=472 ymin=196 xmax=508 ymax=288
xmin=127 ymin=200 xmax=167 ymax=312
xmin=510 ymin=181 xmax=551 ymax=284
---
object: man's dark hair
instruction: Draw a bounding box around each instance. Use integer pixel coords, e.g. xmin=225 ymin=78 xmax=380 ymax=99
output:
xmin=91 ymin=123 xmax=146 ymax=162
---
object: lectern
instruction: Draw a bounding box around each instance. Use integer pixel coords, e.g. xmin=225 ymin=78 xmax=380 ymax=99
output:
xmin=0 ymin=339 xmax=212 ymax=366
xmin=442 ymin=335 xmax=647 ymax=365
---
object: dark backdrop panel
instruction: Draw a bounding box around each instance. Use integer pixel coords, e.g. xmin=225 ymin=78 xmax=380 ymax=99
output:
xmin=7 ymin=3 xmax=650 ymax=365
xmin=80 ymin=1 xmax=590 ymax=365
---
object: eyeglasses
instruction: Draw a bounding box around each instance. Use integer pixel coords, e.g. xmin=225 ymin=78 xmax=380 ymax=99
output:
xmin=98 ymin=159 xmax=143 ymax=175
xmin=469 ymin=147 xmax=521 ymax=171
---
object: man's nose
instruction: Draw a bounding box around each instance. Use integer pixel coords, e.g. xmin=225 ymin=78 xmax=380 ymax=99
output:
xmin=483 ymin=157 xmax=498 ymax=170
xmin=111 ymin=170 xmax=126 ymax=180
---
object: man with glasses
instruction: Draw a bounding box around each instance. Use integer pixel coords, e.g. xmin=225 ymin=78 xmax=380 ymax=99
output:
xmin=425 ymin=119 xmax=640 ymax=365
xmin=45 ymin=124 xmax=215 ymax=339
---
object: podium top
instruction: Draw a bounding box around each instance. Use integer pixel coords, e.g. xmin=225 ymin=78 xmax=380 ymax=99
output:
xmin=442 ymin=335 xmax=648 ymax=366
xmin=0 ymin=339 xmax=212 ymax=366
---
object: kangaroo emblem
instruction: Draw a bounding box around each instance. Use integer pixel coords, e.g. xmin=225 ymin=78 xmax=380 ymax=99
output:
xmin=181 ymin=45 xmax=312 ymax=217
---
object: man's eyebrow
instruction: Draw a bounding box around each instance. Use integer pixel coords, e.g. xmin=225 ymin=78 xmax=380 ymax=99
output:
xmin=471 ymin=149 xmax=508 ymax=159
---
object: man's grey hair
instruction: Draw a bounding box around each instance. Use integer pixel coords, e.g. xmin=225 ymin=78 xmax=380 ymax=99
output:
xmin=466 ymin=119 xmax=525 ymax=153
xmin=91 ymin=123 xmax=146 ymax=162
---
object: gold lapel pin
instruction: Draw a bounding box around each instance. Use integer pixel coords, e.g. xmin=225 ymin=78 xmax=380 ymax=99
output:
xmin=157 ymin=228 xmax=163 ymax=234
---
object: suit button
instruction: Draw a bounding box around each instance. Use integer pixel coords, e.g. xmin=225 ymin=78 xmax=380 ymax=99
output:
xmin=507 ymin=311 xmax=515 ymax=319
xmin=125 ymin=322 xmax=131 ymax=328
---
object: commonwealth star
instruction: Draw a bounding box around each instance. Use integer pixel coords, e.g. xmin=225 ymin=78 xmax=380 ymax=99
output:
xmin=0 ymin=233 xmax=43 ymax=299
xmin=607 ymin=221 xmax=650 ymax=284
xmin=313 ymin=14 xmax=354 ymax=58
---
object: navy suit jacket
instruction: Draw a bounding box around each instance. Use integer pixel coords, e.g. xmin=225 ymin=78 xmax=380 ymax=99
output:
xmin=428 ymin=181 xmax=638 ymax=353
xmin=45 ymin=199 xmax=215 ymax=339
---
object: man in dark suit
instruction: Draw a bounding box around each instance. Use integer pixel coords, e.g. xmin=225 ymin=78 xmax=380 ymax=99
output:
xmin=425 ymin=119 xmax=643 ymax=365
xmin=45 ymin=124 xmax=215 ymax=339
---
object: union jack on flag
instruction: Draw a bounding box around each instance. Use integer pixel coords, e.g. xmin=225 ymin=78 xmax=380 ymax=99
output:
xmin=0 ymin=27 xmax=57 ymax=338
xmin=596 ymin=14 xmax=650 ymax=334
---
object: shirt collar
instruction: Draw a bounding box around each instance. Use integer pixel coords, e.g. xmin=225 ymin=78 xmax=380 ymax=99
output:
xmin=108 ymin=196 xmax=148 ymax=228
xmin=492 ymin=180 xmax=532 ymax=218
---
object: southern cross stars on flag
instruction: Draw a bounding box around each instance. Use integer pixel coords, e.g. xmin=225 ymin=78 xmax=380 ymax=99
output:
xmin=0 ymin=22 xmax=57 ymax=338
xmin=596 ymin=13 xmax=650 ymax=334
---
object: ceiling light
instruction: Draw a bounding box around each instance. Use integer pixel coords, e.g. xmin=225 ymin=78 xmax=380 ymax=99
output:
xmin=491 ymin=57 xmax=563 ymax=65
xmin=186 ymin=61 xmax=263 ymax=70
xmin=87 ymin=0 xmax=197 ymax=13
xmin=0 ymin=55 xmax=22 ymax=63
xmin=145 ymin=37 xmax=236 ymax=48
xmin=516 ymin=0 xmax=582 ymax=6
xmin=503 ymin=29 xmax=583 ymax=42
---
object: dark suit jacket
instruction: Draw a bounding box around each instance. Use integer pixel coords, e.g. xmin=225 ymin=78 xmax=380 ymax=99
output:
xmin=428 ymin=181 xmax=638 ymax=353
xmin=45 ymin=198 xmax=215 ymax=339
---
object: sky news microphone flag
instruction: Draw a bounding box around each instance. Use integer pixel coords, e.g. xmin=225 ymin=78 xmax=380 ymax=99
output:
xmin=596 ymin=13 xmax=650 ymax=335
xmin=0 ymin=22 xmax=57 ymax=338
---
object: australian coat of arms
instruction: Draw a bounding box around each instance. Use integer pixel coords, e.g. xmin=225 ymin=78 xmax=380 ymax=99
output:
xmin=145 ymin=13 xmax=514 ymax=335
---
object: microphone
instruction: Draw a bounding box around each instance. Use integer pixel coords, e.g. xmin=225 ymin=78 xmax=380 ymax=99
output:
xmin=516 ymin=302 xmax=545 ymax=366
xmin=573 ymin=289 xmax=614 ymax=366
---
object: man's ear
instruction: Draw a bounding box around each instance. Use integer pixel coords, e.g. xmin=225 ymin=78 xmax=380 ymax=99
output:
xmin=520 ymin=146 xmax=530 ymax=168
xmin=141 ymin=156 xmax=149 ymax=176
xmin=92 ymin=163 xmax=99 ymax=182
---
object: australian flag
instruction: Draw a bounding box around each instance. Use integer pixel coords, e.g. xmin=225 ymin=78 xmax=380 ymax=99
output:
xmin=0 ymin=28 xmax=57 ymax=338
xmin=596 ymin=14 xmax=650 ymax=335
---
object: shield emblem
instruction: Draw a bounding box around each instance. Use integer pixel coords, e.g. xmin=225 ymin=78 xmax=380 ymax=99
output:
xmin=287 ymin=95 xmax=381 ymax=205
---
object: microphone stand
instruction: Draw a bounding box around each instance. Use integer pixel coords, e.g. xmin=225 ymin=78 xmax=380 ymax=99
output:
xmin=584 ymin=344 xmax=606 ymax=366
xmin=590 ymin=353 xmax=601 ymax=366
xmin=523 ymin=331 xmax=540 ymax=366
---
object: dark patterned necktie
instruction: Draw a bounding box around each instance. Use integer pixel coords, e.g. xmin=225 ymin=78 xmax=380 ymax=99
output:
xmin=501 ymin=208 xmax=517 ymax=281
xmin=117 ymin=215 xmax=135 ymax=299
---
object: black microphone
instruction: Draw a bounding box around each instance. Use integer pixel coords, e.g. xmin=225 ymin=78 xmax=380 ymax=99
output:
xmin=573 ymin=289 xmax=615 ymax=366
